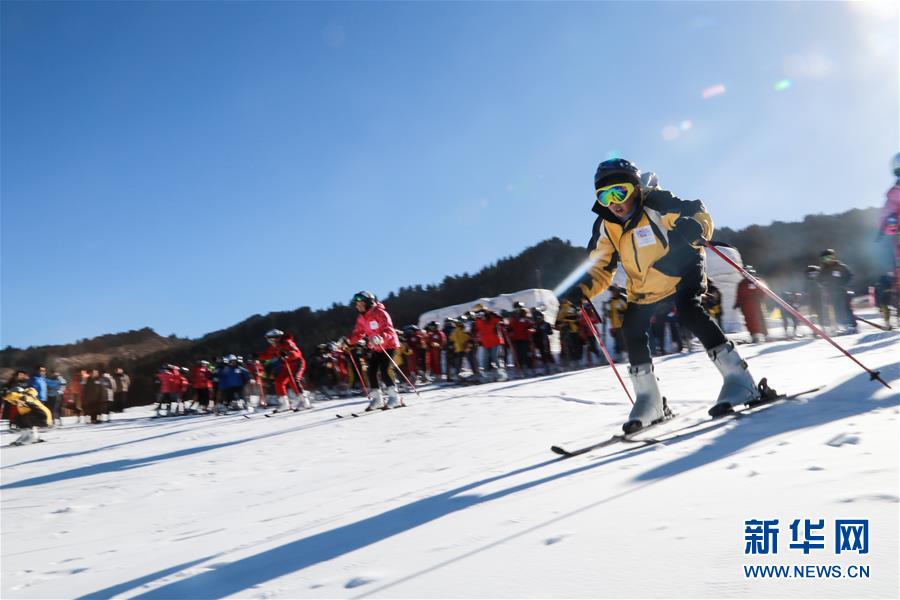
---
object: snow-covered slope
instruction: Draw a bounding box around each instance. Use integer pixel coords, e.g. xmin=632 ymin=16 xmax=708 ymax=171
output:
xmin=2 ymin=327 xmax=898 ymax=599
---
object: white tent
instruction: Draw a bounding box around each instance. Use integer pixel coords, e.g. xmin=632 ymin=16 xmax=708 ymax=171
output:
xmin=705 ymin=243 xmax=746 ymax=333
xmin=417 ymin=288 xmax=560 ymax=329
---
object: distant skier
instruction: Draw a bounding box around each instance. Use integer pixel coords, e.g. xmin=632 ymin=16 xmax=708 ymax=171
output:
xmin=819 ymin=249 xmax=855 ymax=333
xmin=506 ymin=302 xmax=535 ymax=375
xmin=574 ymin=158 xmax=769 ymax=433
xmin=606 ymin=286 xmax=628 ymax=362
xmin=734 ymin=266 xmax=769 ymax=342
xmin=879 ymin=154 xmax=899 ymax=326
xmin=531 ymin=309 xmax=555 ymax=373
xmin=2 ymin=382 xmax=51 ymax=445
xmin=424 ymin=321 xmax=446 ymax=381
xmin=347 ymin=291 xmax=404 ymax=410
xmin=874 ymin=272 xmax=894 ymax=329
xmin=189 ymin=360 xmax=213 ymax=413
xmin=803 ymin=265 xmax=829 ymax=330
xmin=259 ymin=329 xmax=310 ymax=411
xmin=214 ymin=355 xmax=252 ymax=414
xmin=473 ymin=306 xmax=507 ymax=381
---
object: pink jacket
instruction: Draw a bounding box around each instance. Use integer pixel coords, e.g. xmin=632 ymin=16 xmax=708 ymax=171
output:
xmin=880 ymin=184 xmax=900 ymax=236
xmin=349 ymin=303 xmax=399 ymax=351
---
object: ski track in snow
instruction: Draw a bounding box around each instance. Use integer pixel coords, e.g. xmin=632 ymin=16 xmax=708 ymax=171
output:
xmin=1 ymin=321 xmax=898 ymax=599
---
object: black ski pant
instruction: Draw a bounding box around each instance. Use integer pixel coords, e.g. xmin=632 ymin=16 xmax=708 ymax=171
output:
xmin=367 ymin=350 xmax=395 ymax=390
xmin=623 ymin=286 xmax=726 ymax=366
xmin=511 ymin=340 xmax=531 ymax=370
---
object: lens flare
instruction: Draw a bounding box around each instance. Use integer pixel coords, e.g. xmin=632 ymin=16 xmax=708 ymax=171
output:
xmin=701 ymin=84 xmax=726 ymax=99
xmin=552 ymin=256 xmax=597 ymax=298
xmin=774 ymin=79 xmax=792 ymax=91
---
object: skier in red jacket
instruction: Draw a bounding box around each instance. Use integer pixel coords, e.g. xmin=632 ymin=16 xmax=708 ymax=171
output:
xmin=424 ymin=321 xmax=447 ymax=381
xmin=259 ymin=329 xmax=310 ymax=411
xmin=347 ymin=291 xmax=404 ymax=410
xmin=474 ymin=307 xmax=507 ymax=381
xmin=505 ymin=303 xmax=535 ymax=376
xmin=734 ymin=267 xmax=769 ymax=342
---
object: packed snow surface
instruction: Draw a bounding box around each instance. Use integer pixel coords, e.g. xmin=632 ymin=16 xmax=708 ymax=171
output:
xmin=2 ymin=327 xmax=898 ymax=598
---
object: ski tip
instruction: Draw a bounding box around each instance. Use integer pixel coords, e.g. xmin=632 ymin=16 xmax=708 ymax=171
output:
xmin=550 ymin=445 xmax=571 ymax=456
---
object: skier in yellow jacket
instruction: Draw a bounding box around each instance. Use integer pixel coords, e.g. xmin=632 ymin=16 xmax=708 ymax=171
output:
xmin=3 ymin=384 xmax=52 ymax=445
xmin=574 ymin=159 xmax=767 ymax=433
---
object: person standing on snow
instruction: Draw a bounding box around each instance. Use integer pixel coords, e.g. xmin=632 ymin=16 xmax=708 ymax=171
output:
xmin=879 ymin=153 xmax=900 ymax=326
xmin=214 ymin=355 xmax=252 ymax=414
xmin=259 ymin=329 xmax=310 ymax=412
xmin=474 ymin=306 xmax=507 ymax=381
xmin=802 ymin=265 xmax=829 ymax=330
xmin=424 ymin=321 xmax=447 ymax=381
xmin=531 ymin=309 xmax=555 ymax=373
xmin=505 ymin=302 xmax=535 ymax=376
xmin=606 ymin=286 xmax=628 ymax=361
xmin=574 ymin=158 xmax=770 ymax=433
xmin=734 ymin=266 xmax=769 ymax=343
xmin=346 ymin=291 xmax=404 ymax=410
xmin=818 ymin=249 xmax=855 ymax=333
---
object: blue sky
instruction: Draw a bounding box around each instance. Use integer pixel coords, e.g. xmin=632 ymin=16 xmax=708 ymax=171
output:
xmin=2 ymin=1 xmax=897 ymax=348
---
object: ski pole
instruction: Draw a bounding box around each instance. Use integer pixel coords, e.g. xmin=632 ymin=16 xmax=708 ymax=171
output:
xmin=344 ymin=345 xmax=370 ymax=398
xmin=702 ymin=240 xmax=890 ymax=389
xmin=853 ymin=314 xmax=890 ymax=332
xmin=382 ymin=348 xmax=421 ymax=399
xmin=579 ymin=303 xmax=634 ymax=405
xmin=280 ymin=355 xmax=305 ymax=398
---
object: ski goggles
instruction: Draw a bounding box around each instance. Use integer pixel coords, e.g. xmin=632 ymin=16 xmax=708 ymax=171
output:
xmin=595 ymin=182 xmax=635 ymax=207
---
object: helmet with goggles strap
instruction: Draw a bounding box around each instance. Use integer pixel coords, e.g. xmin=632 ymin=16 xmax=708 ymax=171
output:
xmin=351 ymin=291 xmax=377 ymax=309
xmin=593 ymin=158 xmax=641 ymax=210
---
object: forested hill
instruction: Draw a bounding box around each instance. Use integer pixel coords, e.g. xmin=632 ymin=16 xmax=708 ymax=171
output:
xmin=1 ymin=206 xmax=890 ymax=402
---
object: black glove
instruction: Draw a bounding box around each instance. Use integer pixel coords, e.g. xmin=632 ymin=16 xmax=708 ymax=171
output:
xmin=670 ymin=216 xmax=704 ymax=246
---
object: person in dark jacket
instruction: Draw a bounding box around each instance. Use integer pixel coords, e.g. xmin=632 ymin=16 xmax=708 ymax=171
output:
xmin=803 ymin=265 xmax=829 ymax=330
xmin=531 ymin=309 xmax=555 ymax=374
xmin=82 ymin=369 xmax=108 ymax=424
xmin=819 ymin=249 xmax=856 ymax=333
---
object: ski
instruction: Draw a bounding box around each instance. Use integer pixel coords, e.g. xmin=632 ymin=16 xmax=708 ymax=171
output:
xmin=550 ymin=386 xmax=824 ymax=458
xmin=551 ymin=413 xmax=678 ymax=457
xmin=336 ymin=405 xmax=407 ymax=419
xmin=263 ymin=409 xmax=294 ymax=418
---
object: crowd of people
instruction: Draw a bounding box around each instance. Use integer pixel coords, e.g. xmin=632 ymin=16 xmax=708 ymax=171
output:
xmin=1 ymin=367 xmax=130 ymax=444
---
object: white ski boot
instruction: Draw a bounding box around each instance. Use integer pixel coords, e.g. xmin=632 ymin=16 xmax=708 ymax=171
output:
xmin=385 ymin=386 xmax=403 ymax=409
xmin=366 ymin=389 xmax=385 ymax=411
xmin=708 ymin=341 xmax=762 ymax=417
xmin=295 ymin=391 xmax=312 ymax=410
xmin=277 ymin=395 xmax=291 ymax=412
xmin=622 ymin=363 xmax=670 ymax=434
xmin=12 ymin=427 xmax=39 ymax=446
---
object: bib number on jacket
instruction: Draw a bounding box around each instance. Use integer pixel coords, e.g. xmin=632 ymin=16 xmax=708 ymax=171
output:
xmin=634 ymin=226 xmax=656 ymax=248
